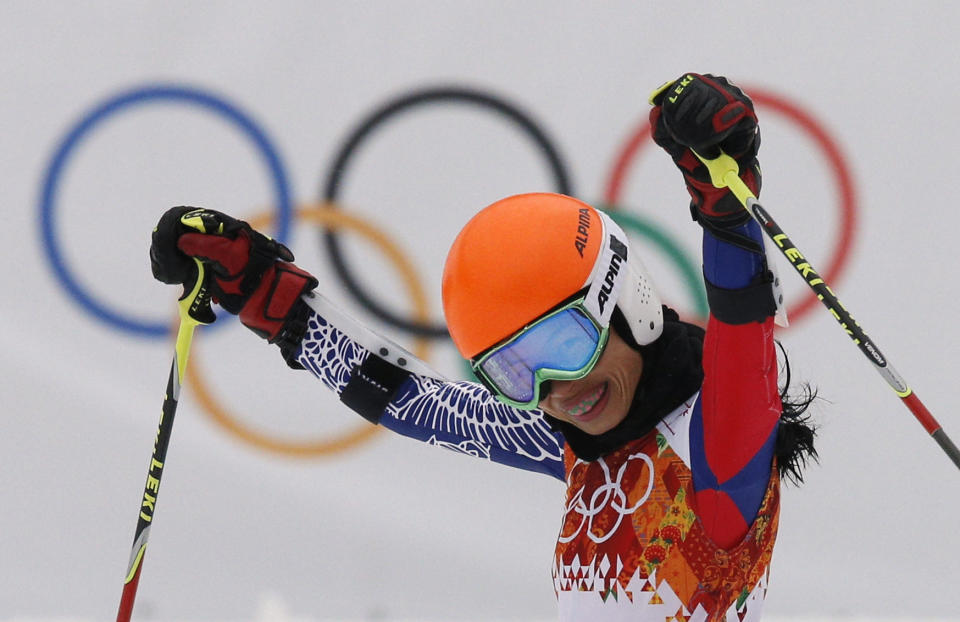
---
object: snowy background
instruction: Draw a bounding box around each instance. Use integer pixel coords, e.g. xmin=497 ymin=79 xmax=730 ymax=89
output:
xmin=2 ymin=1 xmax=959 ymax=620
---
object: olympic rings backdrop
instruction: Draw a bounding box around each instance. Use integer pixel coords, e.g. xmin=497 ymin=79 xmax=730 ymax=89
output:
xmin=37 ymin=80 xmax=858 ymax=459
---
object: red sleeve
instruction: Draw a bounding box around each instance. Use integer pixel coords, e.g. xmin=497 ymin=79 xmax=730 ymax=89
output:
xmin=690 ymin=314 xmax=781 ymax=549
xmin=700 ymin=315 xmax=780 ymax=481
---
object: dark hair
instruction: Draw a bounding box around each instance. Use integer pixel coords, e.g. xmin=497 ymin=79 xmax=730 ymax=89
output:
xmin=775 ymin=341 xmax=820 ymax=486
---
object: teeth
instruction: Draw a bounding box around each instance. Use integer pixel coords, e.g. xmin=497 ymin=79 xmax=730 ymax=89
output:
xmin=566 ymin=385 xmax=605 ymax=417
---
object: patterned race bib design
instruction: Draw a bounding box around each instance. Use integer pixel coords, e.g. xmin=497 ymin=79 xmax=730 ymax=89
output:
xmin=553 ymin=398 xmax=779 ymax=622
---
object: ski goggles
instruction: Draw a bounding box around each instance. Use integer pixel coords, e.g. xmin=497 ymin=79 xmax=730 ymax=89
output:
xmin=472 ymin=295 xmax=609 ymax=409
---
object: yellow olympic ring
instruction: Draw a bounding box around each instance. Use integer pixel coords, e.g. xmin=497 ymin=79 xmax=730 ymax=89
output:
xmin=184 ymin=204 xmax=433 ymax=457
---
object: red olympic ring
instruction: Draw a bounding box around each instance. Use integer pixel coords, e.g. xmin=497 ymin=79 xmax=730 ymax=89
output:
xmin=603 ymin=86 xmax=858 ymax=326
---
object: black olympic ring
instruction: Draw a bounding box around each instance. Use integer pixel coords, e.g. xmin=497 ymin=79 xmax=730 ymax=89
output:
xmin=320 ymin=86 xmax=574 ymax=339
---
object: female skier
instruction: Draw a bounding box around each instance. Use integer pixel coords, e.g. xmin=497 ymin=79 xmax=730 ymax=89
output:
xmin=150 ymin=73 xmax=816 ymax=620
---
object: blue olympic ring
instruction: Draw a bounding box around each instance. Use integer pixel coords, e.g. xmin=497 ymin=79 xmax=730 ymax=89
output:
xmin=38 ymin=84 xmax=293 ymax=338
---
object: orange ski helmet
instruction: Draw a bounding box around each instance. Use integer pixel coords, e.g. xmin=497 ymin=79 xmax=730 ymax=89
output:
xmin=442 ymin=193 xmax=663 ymax=360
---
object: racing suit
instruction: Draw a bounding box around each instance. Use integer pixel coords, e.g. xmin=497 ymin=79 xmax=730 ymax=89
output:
xmin=293 ymin=219 xmax=780 ymax=621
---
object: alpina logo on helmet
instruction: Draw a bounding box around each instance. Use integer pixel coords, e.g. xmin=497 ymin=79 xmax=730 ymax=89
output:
xmin=574 ymin=208 xmax=591 ymax=257
xmin=597 ymin=235 xmax=628 ymax=313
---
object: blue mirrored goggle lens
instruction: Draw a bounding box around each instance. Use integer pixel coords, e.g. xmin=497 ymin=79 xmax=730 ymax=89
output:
xmin=479 ymin=308 xmax=601 ymax=403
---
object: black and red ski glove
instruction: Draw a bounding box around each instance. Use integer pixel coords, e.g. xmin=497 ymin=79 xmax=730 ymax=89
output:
xmin=150 ymin=206 xmax=318 ymax=346
xmin=650 ymin=73 xmax=761 ymax=235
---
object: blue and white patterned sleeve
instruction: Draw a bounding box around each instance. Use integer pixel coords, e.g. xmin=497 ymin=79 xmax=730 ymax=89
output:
xmin=296 ymin=305 xmax=567 ymax=481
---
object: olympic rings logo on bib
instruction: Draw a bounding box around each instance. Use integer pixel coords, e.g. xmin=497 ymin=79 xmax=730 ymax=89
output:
xmin=559 ymin=453 xmax=656 ymax=545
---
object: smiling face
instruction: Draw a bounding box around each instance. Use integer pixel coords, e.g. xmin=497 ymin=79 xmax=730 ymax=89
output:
xmin=538 ymin=328 xmax=644 ymax=435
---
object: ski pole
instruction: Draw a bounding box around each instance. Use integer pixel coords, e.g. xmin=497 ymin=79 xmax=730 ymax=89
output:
xmin=695 ymin=150 xmax=960 ymax=472
xmin=117 ymin=219 xmax=214 ymax=621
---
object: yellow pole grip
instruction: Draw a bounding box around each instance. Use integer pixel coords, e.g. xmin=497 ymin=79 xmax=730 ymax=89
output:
xmin=692 ymin=149 xmax=756 ymax=208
